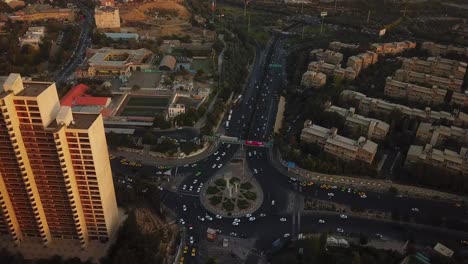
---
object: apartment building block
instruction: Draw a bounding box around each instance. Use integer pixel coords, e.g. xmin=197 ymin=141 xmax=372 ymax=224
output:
xmin=451 ymin=91 xmax=468 ymax=107
xmin=309 ymin=49 xmax=344 ymax=65
xmin=308 ymin=61 xmax=356 ymax=80
xmin=19 ymin=26 xmax=46 ymax=49
xmin=301 ymin=71 xmax=327 ymax=88
xmin=340 ymin=90 xmax=468 ymax=127
xmin=384 ymin=77 xmax=447 ymax=105
xmin=324 ymin=102 xmax=389 ymax=140
xmin=346 ymin=51 xmax=378 ymax=74
xmin=394 ymin=69 xmax=463 ymax=93
xmin=328 ymin=41 xmax=359 ymax=51
xmin=421 ymin=42 xmax=468 ymax=57
xmin=301 ymin=121 xmax=378 ymax=164
xmin=370 ymin=41 xmax=416 ymax=55
xmin=416 ymin=122 xmax=468 ymax=146
xmin=94 ymin=6 xmax=120 ymax=29
xmin=406 ymin=144 xmax=468 ymax=175
xmin=0 ymin=74 xmax=119 ymax=249
xmin=401 ymin=57 xmax=467 ymax=80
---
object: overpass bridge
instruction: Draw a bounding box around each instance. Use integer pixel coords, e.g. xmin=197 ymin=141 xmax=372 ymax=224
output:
xmin=203 ymin=135 xmax=273 ymax=148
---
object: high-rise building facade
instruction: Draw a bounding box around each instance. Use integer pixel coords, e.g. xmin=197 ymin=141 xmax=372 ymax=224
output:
xmin=0 ymin=74 xmax=119 ymax=249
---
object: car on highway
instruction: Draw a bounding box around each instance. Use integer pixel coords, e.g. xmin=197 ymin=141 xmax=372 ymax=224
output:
xmin=183 ymin=246 xmax=188 ymax=254
xmin=318 ymin=219 xmax=325 ymax=224
xmin=191 ymin=248 xmax=196 ymax=257
xmin=206 ymin=215 xmax=213 ymax=221
xmin=189 ymin=186 xmax=193 ymax=191
xmin=197 ymin=187 xmax=201 ymax=193
xmin=214 ymin=151 xmax=219 ymax=155
xmin=411 ymin=208 xmax=420 ymax=212
xmin=191 ymin=164 xmax=197 ymax=168
xmin=337 ymin=228 xmax=344 ymax=233
xmin=217 ymin=164 xmax=223 ymax=169
xmin=198 ymin=216 xmax=205 ymax=221
xmin=327 ymin=193 xmax=335 ymax=197
xmin=188 ymin=223 xmax=193 ymax=230
xmin=234 ymin=218 xmax=241 ymax=223
xmin=216 ymin=215 xmax=222 ymax=219
xmin=249 ymin=217 xmax=256 ymax=221
xmin=216 ymin=157 xmax=221 ymax=161
xmin=189 ymin=236 xmax=194 ymax=244
xmin=232 ymin=221 xmax=239 ymax=226
xmin=179 ymin=219 xmax=185 ymax=225
xmin=253 ymin=169 xmax=258 ymax=174
xmin=193 ymin=179 xmax=198 ymax=184
xmin=271 ymin=200 xmax=276 ymax=206
xmin=182 ymin=185 xmax=187 ymax=190
xmin=180 ymin=256 xmax=184 ymax=264
xmin=280 ymin=218 xmax=287 ymax=222
xmin=283 ymin=233 xmax=290 ymax=238
xmin=183 ymin=205 xmax=187 ymax=212
xmin=222 ymin=152 xmax=226 ymax=156
xmin=245 ymin=214 xmax=252 ymax=218
xmin=259 ymin=213 xmax=266 ymax=217
xmin=212 ymin=164 xmax=217 ymax=169
xmin=230 ymin=232 xmax=237 ymax=237
xmin=340 ymin=214 xmax=348 ymax=219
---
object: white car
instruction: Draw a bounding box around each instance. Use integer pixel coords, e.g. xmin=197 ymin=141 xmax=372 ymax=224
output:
xmin=183 ymin=164 xmax=189 ymax=167
xmin=197 ymin=188 xmax=201 ymax=193
xmin=271 ymin=200 xmax=276 ymax=206
xmin=212 ymin=164 xmax=217 ymax=169
xmin=189 ymin=236 xmax=194 ymax=245
xmin=206 ymin=215 xmax=213 ymax=221
xmin=283 ymin=233 xmax=291 ymax=238
xmin=248 ymin=152 xmax=252 ymax=157
xmin=232 ymin=221 xmax=239 ymax=226
xmin=328 ymin=193 xmax=335 ymax=197
xmin=216 ymin=157 xmax=221 ymax=161
xmin=179 ymin=219 xmax=185 ymax=225
xmin=234 ymin=218 xmax=241 ymax=223
xmin=249 ymin=217 xmax=256 ymax=222
xmin=411 ymin=208 xmax=419 ymax=212
xmin=230 ymin=232 xmax=237 ymax=237
xmin=214 ymin=151 xmax=219 ymax=155
xmin=245 ymin=214 xmax=252 ymax=218
xmin=318 ymin=219 xmax=325 ymax=224
xmin=189 ymin=186 xmax=193 ymax=191
xmin=182 ymin=205 xmax=187 ymax=212
xmin=193 ymin=179 xmax=198 ymax=184
xmin=222 ymin=152 xmax=226 ymax=156
xmin=215 ymin=215 xmax=222 ymax=219
xmin=227 ymin=144 xmax=231 ymax=148
xmin=191 ymin=164 xmax=197 ymax=167
xmin=182 ymin=185 xmax=187 ymax=190
xmin=198 ymin=216 xmax=205 ymax=221
xmin=340 ymin=214 xmax=348 ymax=219
xmin=337 ymin=228 xmax=344 ymax=233
xmin=253 ymin=169 xmax=258 ymax=174
xmin=259 ymin=213 xmax=266 ymax=217
xmin=280 ymin=218 xmax=287 ymax=222
xmin=217 ymin=164 xmax=223 ymax=169
xmin=360 ymin=195 xmax=367 ymax=199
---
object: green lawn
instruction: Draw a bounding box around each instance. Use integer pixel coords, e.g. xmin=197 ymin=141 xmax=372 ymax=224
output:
xmin=191 ymin=59 xmax=213 ymax=74
xmin=126 ymin=96 xmax=170 ymax=107
xmin=121 ymin=107 xmax=164 ymax=117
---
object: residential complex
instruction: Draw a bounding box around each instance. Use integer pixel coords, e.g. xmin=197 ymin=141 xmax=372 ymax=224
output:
xmin=19 ymin=26 xmax=46 ymax=49
xmin=369 ymin=41 xmax=416 ymax=55
xmin=340 ymin=90 xmax=468 ymax=127
xmin=76 ymin=48 xmax=154 ymax=80
xmin=328 ymin=41 xmax=359 ymax=51
xmin=416 ymin=123 xmax=468 ymax=146
xmin=301 ymin=121 xmax=378 ymax=164
xmin=401 ymin=57 xmax=467 ymax=80
xmin=346 ymin=51 xmax=378 ymax=74
xmin=308 ymin=61 xmax=357 ymax=81
xmin=300 ymin=71 xmax=327 ymax=88
xmin=309 ymin=49 xmax=343 ymax=65
xmin=394 ymin=69 xmax=463 ymax=93
xmin=406 ymin=144 xmax=468 ymax=175
xmin=384 ymin=77 xmax=447 ymax=105
xmin=0 ymin=74 xmax=119 ymax=248
xmin=94 ymin=6 xmax=120 ymax=29
xmin=324 ymin=102 xmax=389 ymax=140
xmin=421 ymin=42 xmax=468 ymax=57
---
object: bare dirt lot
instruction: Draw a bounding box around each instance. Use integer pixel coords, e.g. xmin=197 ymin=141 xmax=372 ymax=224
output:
xmin=120 ymin=0 xmax=191 ymax=35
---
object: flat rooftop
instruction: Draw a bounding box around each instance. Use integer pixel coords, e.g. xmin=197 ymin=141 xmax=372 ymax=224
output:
xmin=68 ymin=113 xmax=99 ymax=130
xmin=16 ymin=81 xmax=53 ymax=97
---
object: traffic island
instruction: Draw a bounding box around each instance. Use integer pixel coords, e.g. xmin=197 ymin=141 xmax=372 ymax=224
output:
xmin=201 ymin=163 xmax=263 ymax=218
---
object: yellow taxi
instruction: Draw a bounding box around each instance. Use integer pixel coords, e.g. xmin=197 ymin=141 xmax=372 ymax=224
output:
xmin=191 ymin=248 xmax=196 ymax=257
xmin=179 ymin=256 xmax=185 ymax=263
xmin=183 ymin=246 xmax=188 ymax=254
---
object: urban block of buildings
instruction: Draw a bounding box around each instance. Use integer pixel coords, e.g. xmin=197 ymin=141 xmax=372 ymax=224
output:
xmin=346 ymin=51 xmax=378 ymax=74
xmin=300 ymin=71 xmax=327 ymax=88
xmin=328 ymin=41 xmax=359 ymax=51
xmin=60 ymin=84 xmax=112 ymax=115
xmin=0 ymin=74 xmax=120 ymax=253
xmin=19 ymin=26 xmax=46 ymax=49
xmin=76 ymin=48 xmax=154 ymax=80
xmin=394 ymin=69 xmax=463 ymax=93
xmin=369 ymin=41 xmax=416 ymax=55
xmin=416 ymin=122 xmax=468 ymax=146
xmin=421 ymin=42 xmax=468 ymax=57
xmin=401 ymin=57 xmax=467 ymax=80
xmin=94 ymin=6 xmax=120 ymax=29
xmin=384 ymin=77 xmax=447 ymax=105
xmin=308 ymin=61 xmax=357 ymax=81
xmin=406 ymin=144 xmax=468 ymax=175
xmin=301 ymin=120 xmax=378 ymax=164
xmin=340 ymin=90 xmax=468 ymax=127
xmin=309 ymin=49 xmax=343 ymax=65
xmin=9 ymin=4 xmax=76 ymax=22
xmin=324 ymin=102 xmax=389 ymax=140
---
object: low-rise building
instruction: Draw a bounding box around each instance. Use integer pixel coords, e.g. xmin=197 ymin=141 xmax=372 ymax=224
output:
xmin=95 ymin=6 xmax=120 ymax=29
xmin=370 ymin=41 xmax=416 ymax=55
xmin=308 ymin=61 xmax=356 ymax=80
xmin=309 ymin=49 xmax=343 ymax=65
xmin=300 ymin=71 xmax=327 ymax=88
xmin=76 ymin=47 xmax=154 ymax=80
xmin=301 ymin=121 xmax=378 ymax=164
xmin=394 ymin=69 xmax=463 ymax=93
xmin=384 ymin=77 xmax=447 ymax=105
xmin=421 ymin=42 xmax=468 ymax=57
xmin=401 ymin=57 xmax=467 ymax=80
xmin=406 ymin=144 xmax=468 ymax=175
xmin=19 ymin=26 xmax=46 ymax=48
xmin=450 ymin=91 xmax=468 ymax=107
xmin=340 ymin=90 xmax=468 ymax=126
xmin=416 ymin=122 xmax=468 ymax=146
xmin=168 ymin=103 xmax=185 ymax=118
xmin=328 ymin=41 xmax=359 ymax=51
xmin=324 ymin=102 xmax=389 ymax=140
xmin=346 ymin=51 xmax=378 ymax=74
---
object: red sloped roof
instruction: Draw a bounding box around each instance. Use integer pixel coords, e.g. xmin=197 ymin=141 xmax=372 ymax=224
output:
xmin=75 ymin=96 xmax=109 ymax=106
xmin=60 ymin=84 xmax=89 ymax=106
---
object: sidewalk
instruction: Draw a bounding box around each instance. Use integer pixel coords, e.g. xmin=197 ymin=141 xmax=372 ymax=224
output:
xmin=269 ymin=146 xmax=467 ymax=203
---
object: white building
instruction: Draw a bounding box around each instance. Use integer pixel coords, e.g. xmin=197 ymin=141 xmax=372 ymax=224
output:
xmin=19 ymin=26 xmax=46 ymax=48
xmin=168 ymin=104 xmax=185 ymax=118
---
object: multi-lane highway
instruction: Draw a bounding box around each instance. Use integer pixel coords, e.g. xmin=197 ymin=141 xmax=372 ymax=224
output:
xmin=111 ymin=23 xmax=468 ymax=263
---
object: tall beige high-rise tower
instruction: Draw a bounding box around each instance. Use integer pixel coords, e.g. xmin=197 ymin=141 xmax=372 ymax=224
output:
xmin=0 ymin=73 xmax=119 ymax=249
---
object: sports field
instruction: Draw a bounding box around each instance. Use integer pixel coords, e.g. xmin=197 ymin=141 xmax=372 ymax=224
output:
xmin=126 ymin=96 xmax=170 ymax=107
xmin=121 ymin=108 xmax=165 ymax=117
